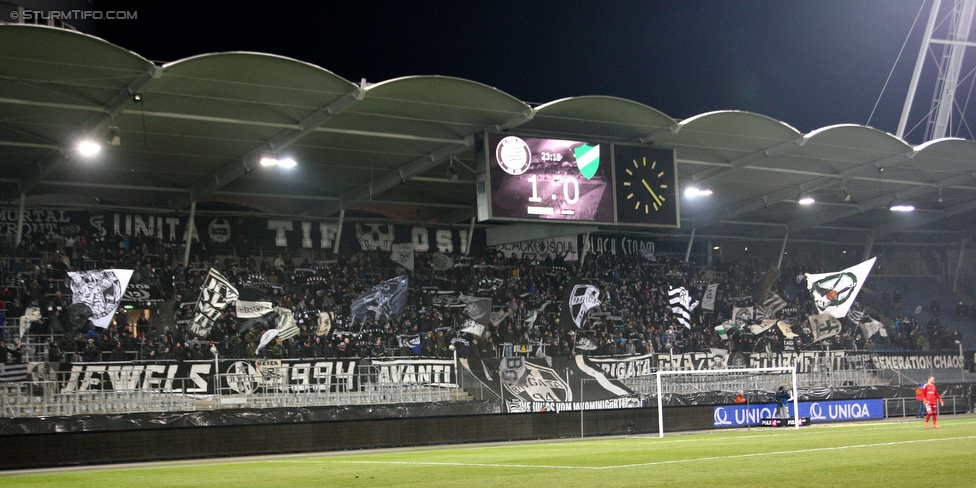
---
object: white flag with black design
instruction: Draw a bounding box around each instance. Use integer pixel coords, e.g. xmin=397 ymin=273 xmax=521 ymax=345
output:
xmin=808 ymin=313 xmax=842 ymax=343
xmin=576 ymin=336 xmax=598 ymax=351
xmin=68 ymin=269 xmax=134 ymax=329
xmin=390 ymin=242 xmax=415 ymax=271
xmin=669 ymin=286 xmax=699 ymax=329
xmin=525 ymin=301 xmax=551 ymax=328
xmin=732 ymin=306 xmax=755 ymax=327
xmin=701 ymin=283 xmax=719 ymax=311
xmin=431 ymin=253 xmax=454 ymax=272
xmin=748 ymin=318 xmax=779 ymax=335
xmin=860 ymin=318 xmax=883 ymax=339
xmin=19 ymin=306 xmax=41 ymax=339
xmin=460 ymin=319 xmax=485 ymax=337
xmin=805 ymin=257 xmax=876 ymax=318
xmin=641 ymin=249 xmax=657 ymax=262
xmin=489 ymin=310 xmax=511 ymax=328
xmin=188 ymin=268 xmax=239 ymax=337
xmin=847 ymin=303 xmax=866 ymax=323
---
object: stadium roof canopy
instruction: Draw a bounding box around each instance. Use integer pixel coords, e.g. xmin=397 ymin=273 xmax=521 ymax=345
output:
xmin=2 ymin=24 xmax=976 ymax=249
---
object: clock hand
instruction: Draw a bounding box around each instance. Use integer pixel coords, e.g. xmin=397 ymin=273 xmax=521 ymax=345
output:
xmin=641 ymin=179 xmax=664 ymax=207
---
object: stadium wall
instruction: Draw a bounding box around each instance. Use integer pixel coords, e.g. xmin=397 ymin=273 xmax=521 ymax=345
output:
xmin=0 ymin=405 xmax=715 ymax=469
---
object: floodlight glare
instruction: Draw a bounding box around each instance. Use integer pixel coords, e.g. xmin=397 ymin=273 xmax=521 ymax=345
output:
xmin=685 ymin=187 xmax=713 ymax=197
xmin=77 ymin=140 xmax=101 ymax=156
xmin=276 ymin=157 xmax=297 ymax=169
xmin=890 ymin=204 xmax=915 ymax=212
xmin=798 ymin=197 xmax=815 ymax=205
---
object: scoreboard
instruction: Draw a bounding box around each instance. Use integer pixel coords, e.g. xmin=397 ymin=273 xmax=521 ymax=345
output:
xmin=477 ymin=133 xmax=679 ymax=228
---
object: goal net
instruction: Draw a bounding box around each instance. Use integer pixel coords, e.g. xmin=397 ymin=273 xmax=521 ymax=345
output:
xmin=654 ymin=366 xmax=798 ymax=437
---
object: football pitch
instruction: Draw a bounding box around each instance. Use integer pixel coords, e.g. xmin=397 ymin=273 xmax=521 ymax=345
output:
xmin=3 ymin=417 xmax=975 ymax=487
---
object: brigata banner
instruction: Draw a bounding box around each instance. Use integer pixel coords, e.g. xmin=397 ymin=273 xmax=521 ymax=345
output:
xmin=57 ymin=358 xmax=456 ymax=394
xmin=574 ymin=351 xmax=967 ymax=376
xmin=713 ymin=399 xmax=884 ymax=427
xmin=460 ymin=356 xmax=640 ymax=413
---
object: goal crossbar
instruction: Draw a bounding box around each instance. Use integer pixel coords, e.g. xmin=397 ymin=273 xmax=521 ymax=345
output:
xmin=656 ymin=366 xmax=798 ymax=437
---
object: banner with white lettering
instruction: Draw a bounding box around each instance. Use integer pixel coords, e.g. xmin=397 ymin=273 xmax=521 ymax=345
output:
xmin=460 ymin=356 xmax=640 ymax=413
xmin=57 ymin=358 xmax=456 ymax=394
xmin=491 ymin=235 xmax=579 ymax=261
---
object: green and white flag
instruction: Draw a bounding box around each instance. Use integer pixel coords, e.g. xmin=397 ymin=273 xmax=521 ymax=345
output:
xmin=805 ymin=257 xmax=876 ymax=318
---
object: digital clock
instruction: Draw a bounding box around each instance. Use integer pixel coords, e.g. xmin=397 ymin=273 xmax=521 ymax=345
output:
xmin=485 ymin=134 xmax=614 ymax=222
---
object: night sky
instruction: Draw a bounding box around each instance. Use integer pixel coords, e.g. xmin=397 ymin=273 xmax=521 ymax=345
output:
xmin=95 ymin=0 xmax=940 ymax=141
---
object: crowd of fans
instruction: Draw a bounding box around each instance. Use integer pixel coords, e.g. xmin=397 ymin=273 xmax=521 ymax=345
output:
xmin=0 ymin=229 xmax=971 ymax=365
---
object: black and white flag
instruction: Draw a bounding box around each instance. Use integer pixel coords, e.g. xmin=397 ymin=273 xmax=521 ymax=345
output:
xmin=847 ymin=303 xmax=866 ymax=323
xmin=561 ymin=281 xmax=601 ymax=329
xmin=758 ymin=292 xmax=787 ymax=319
xmin=192 ymin=269 xmax=239 ymax=333
xmin=189 ymin=268 xmax=239 ymax=337
xmin=398 ymin=334 xmax=422 ymax=354
xmin=431 ymin=253 xmax=454 ymax=272
xmin=524 ymin=301 xmax=551 ymax=328
xmin=641 ymin=249 xmax=657 ymax=262
xmin=460 ymin=295 xmax=492 ymax=326
xmin=316 ymin=310 xmax=334 ymax=337
xmin=68 ymin=269 xmax=133 ymax=329
xmin=489 ymin=310 xmax=511 ymax=328
xmin=808 ymin=313 xmax=842 ymax=343
xmin=274 ymin=307 xmax=300 ymax=340
xmin=236 ymin=288 xmax=275 ymax=332
xmin=390 ymin=242 xmax=415 ymax=271
xmin=860 ymin=318 xmax=883 ymax=339
xmin=701 ymin=283 xmax=719 ymax=311
xmin=460 ymin=319 xmax=485 ymax=337
xmin=350 ymin=276 xmax=409 ymax=324
xmin=806 ymin=257 xmax=876 ymax=318
xmin=669 ymin=286 xmax=699 ymax=329
xmin=575 ymin=335 xmax=598 ymax=351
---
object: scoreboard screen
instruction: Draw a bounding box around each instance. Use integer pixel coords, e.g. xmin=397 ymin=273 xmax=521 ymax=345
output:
xmin=477 ymin=133 xmax=678 ymax=228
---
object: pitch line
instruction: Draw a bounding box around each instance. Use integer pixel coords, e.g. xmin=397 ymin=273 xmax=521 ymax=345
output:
xmin=331 ymin=435 xmax=976 ymax=471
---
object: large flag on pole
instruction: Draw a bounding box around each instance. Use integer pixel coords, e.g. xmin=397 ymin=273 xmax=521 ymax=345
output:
xmin=805 ymin=257 xmax=876 ymax=318
xmin=350 ymin=276 xmax=409 ymax=324
xmin=669 ymin=286 xmax=699 ymax=329
xmin=188 ymin=268 xmax=239 ymax=337
xmin=68 ymin=269 xmax=134 ymax=329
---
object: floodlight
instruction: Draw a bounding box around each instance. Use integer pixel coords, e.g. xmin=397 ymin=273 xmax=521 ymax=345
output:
xmin=77 ymin=140 xmax=101 ymax=156
xmin=889 ymin=204 xmax=915 ymax=212
xmin=685 ymin=187 xmax=712 ymax=197
xmin=798 ymin=197 xmax=815 ymax=205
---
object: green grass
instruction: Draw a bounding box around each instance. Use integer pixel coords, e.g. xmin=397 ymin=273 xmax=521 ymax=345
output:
xmin=3 ymin=418 xmax=976 ymax=487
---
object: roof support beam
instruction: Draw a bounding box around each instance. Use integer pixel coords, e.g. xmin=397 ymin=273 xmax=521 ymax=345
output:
xmin=870 ymin=198 xmax=976 ymax=239
xmin=5 ymin=64 xmax=162 ymax=201
xmin=170 ymin=88 xmax=365 ymax=209
xmin=684 ymin=150 xmax=916 ymax=230
xmin=314 ymin=108 xmax=535 ymax=217
xmin=316 ymin=135 xmax=476 ymax=217
xmin=762 ymin=172 xmax=976 ymax=238
xmin=688 ymin=137 xmax=804 ymax=184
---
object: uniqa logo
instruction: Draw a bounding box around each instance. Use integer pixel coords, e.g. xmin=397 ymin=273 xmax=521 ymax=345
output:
xmin=714 ymin=407 xmax=731 ymax=425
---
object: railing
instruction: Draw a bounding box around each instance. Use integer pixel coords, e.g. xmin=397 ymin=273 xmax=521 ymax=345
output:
xmin=883 ymin=395 xmax=972 ymax=417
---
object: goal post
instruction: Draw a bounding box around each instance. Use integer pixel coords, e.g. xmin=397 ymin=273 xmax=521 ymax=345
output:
xmin=655 ymin=366 xmax=799 ymax=438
